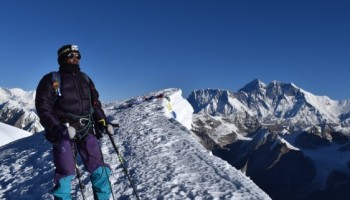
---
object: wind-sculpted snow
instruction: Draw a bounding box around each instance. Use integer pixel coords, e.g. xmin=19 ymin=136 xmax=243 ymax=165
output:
xmin=0 ymin=88 xmax=270 ymax=200
xmin=0 ymin=133 xmax=54 ymax=199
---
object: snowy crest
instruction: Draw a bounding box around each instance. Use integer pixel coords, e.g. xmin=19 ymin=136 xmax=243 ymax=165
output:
xmin=161 ymin=89 xmax=193 ymax=130
xmin=0 ymin=122 xmax=32 ymax=146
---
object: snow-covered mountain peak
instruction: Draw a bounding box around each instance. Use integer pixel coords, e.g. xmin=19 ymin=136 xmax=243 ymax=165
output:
xmin=0 ymin=87 xmax=35 ymax=105
xmin=0 ymin=87 xmax=42 ymax=133
xmin=265 ymin=80 xmax=300 ymax=96
xmin=238 ymin=79 xmax=266 ymax=94
xmin=238 ymin=79 xmax=301 ymax=98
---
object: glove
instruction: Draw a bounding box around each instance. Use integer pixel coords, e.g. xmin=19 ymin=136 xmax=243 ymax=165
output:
xmin=48 ymin=124 xmax=77 ymax=142
xmin=95 ymin=119 xmax=114 ymax=138
xmin=106 ymin=124 xmax=114 ymax=135
xmin=67 ymin=126 xmax=76 ymax=139
xmin=59 ymin=124 xmax=77 ymax=140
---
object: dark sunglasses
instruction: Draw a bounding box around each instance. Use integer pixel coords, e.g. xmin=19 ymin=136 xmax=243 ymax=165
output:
xmin=67 ymin=53 xmax=81 ymax=60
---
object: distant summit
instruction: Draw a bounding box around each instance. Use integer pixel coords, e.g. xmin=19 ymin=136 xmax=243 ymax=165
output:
xmin=238 ymin=79 xmax=267 ymax=93
xmin=190 ymin=79 xmax=350 ymax=132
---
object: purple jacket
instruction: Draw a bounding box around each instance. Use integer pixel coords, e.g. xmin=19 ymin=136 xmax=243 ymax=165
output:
xmin=35 ymin=70 xmax=106 ymax=138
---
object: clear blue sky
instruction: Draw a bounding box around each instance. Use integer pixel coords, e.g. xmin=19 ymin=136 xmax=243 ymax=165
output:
xmin=0 ymin=0 xmax=349 ymax=102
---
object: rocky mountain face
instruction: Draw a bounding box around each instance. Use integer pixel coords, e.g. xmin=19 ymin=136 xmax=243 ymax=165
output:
xmin=188 ymin=79 xmax=350 ymax=200
xmin=0 ymin=88 xmax=43 ymax=133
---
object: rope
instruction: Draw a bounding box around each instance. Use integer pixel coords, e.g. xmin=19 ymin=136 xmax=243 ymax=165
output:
xmin=64 ymin=88 xmax=95 ymax=140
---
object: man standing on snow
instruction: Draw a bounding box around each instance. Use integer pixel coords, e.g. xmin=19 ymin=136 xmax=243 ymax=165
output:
xmin=35 ymin=44 xmax=114 ymax=200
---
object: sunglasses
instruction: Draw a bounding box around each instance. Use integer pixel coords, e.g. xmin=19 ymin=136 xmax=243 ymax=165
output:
xmin=67 ymin=53 xmax=81 ymax=60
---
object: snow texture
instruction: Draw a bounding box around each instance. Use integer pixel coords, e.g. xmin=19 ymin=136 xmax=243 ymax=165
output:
xmin=0 ymin=122 xmax=32 ymax=146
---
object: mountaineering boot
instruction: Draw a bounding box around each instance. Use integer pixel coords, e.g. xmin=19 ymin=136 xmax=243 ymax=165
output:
xmin=52 ymin=175 xmax=74 ymax=200
xmin=91 ymin=166 xmax=111 ymax=200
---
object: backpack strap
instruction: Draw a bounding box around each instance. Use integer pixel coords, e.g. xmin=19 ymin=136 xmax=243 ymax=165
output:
xmin=51 ymin=71 xmax=61 ymax=96
xmin=51 ymin=71 xmax=91 ymax=97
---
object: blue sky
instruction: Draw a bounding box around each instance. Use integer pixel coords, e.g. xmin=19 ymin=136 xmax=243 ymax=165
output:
xmin=0 ymin=0 xmax=349 ymax=102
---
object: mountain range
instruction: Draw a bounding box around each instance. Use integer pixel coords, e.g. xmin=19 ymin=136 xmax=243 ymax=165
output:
xmin=1 ymin=79 xmax=350 ymax=199
xmin=188 ymin=79 xmax=350 ymax=200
